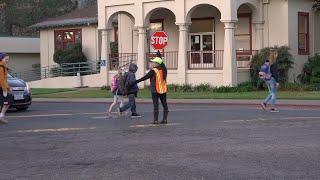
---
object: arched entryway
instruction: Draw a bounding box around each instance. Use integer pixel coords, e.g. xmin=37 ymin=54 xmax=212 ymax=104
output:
xmin=106 ymin=11 xmax=136 ymax=70
xmin=236 ymin=3 xmax=260 ymax=69
xmin=186 ymin=4 xmax=223 ymax=69
xmin=144 ymin=8 xmax=177 ymax=69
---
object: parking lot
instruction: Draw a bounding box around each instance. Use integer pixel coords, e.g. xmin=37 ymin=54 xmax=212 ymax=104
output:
xmin=1 ymin=102 xmax=320 ymax=179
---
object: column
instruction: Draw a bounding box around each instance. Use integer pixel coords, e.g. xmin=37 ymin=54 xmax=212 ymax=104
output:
xmin=132 ymin=28 xmax=139 ymax=53
xmin=253 ymin=21 xmax=264 ymax=50
xmin=222 ymin=21 xmax=237 ymax=87
xmin=136 ymin=27 xmax=147 ymax=87
xmin=100 ymin=29 xmax=111 ymax=86
xmin=176 ymin=23 xmax=190 ymax=85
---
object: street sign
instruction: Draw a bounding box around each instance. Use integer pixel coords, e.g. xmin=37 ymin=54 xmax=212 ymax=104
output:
xmin=151 ymin=31 xmax=168 ymax=50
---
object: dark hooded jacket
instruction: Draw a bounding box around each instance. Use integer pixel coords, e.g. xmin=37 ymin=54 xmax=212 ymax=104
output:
xmin=265 ymin=59 xmax=279 ymax=82
xmin=127 ymin=63 xmax=139 ymax=95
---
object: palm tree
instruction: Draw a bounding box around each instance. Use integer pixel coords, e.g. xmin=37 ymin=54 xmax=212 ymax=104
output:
xmin=313 ymin=0 xmax=320 ymax=12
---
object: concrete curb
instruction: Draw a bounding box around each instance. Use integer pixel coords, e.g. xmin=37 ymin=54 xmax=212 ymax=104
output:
xmin=33 ymin=98 xmax=320 ymax=109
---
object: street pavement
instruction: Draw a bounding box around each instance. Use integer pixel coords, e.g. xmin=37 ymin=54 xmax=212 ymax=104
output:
xmin=0 ymin=101 xmax=320 ymax=179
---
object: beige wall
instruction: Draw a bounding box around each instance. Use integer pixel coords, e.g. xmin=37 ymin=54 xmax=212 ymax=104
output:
xmin=288 ymin=0 xmax=315 ymax=82
xmin=264 ymin=0 xmax=289 ymax=47
xmin=8 ymin=53 xmax=40 ymax=73
xmin=118 ymin=14 xmax=135 ymax=53
xmin=29 ymin=73 xmax=107 ymax=88
xmin=0 ymin=37 xmax=40 ymax=73
xmin=0 ymin=37 xmax=40 ymax=53
xmin=28 ymin=76 xmax=78 ymax=88
xmin=40 ymin=25 xmax=107 ymax=67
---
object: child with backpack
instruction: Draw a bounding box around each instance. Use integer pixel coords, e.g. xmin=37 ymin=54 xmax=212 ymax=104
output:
xmin=259 ymin=49 xmax=279 ymax=113
xmin=107 ymin=67 xmax=125 ymax=115
xmin=117 ymin=63 xmax=141 ymax=118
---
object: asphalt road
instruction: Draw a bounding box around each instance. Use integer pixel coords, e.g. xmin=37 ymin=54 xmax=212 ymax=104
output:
xmin=0 ymin=102 xmax=320 ymax=180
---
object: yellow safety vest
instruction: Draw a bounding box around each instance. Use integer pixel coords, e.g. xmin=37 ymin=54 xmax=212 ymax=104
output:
xmin=153 ymin=68 xmax=167 ymax=94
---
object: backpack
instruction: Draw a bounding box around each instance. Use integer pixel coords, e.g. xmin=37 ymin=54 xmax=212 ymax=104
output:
xmin=111 ymin=76 xmax=117 ymax=92
xmin=118 ymin=72 xmax=129 ymax=95
xmin=258 ymin=62 xmax=272 ymax=80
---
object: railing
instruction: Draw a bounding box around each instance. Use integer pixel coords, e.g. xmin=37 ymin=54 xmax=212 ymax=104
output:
xmin=146 ymin=51 xmax=178 ymax=69
xmin=236 ymin=50 xmax=259 ymax=68
xmin=109 ymin=53 xmax=138 ymax=70
xmin=12 ymin=61 xmax=100 ymax=82
xmin=187 ymin=50 xmax=224 ymax=69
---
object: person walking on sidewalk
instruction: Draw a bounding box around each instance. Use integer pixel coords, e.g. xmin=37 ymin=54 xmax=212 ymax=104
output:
xmin=0 ymin=53 xmax=12 ymax=124
xmin=134 ymin=57 xmax=169 ymax=124
xmin=107 ymin=67 xmax=125 ymax=116
xmin=117 ymin=63 xmax=141 ymax=118
xmin=261 ymin=49 xmax=279 ymax=113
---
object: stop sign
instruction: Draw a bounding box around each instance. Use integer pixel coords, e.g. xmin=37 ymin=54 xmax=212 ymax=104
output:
xmin=151 ymin=31 xmax=168 ymax=50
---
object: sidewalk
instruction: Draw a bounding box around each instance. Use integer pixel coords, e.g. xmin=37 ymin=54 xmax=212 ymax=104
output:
xmin=33 ymin=98 xmax=320 ymax=108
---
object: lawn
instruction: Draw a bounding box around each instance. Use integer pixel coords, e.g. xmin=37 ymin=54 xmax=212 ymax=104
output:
xmin=32 ymin=88 xmax=320 ymax=100
xmin=32 ymin=88 xmax=76 ymax=95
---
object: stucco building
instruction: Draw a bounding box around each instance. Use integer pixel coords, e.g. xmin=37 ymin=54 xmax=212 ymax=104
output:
xmin=99 ymin=0 xmax=319 ymax=87
xmin=0 ymin=37 xmax=40 ymax=73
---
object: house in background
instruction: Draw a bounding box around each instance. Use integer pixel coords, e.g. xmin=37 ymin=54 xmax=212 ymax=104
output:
xmin=99 ymin=0 xmax=320 ymax=87
xmin=26 ymin=5 xmax=119 ymax=88
xmin=30 ymin=5 xmax=118 ymax=68
xmin=0 ymin=36 xmax=40 ymax=73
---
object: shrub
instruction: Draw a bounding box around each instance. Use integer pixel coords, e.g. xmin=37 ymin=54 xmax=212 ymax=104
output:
xmin=111 ymin=42 xmax=119 ymax=54
xmin=53 ymin=43 xmax=87 ymax=64
xmin=177 ymin=84 xmax=193 ymax=92
xmin=250 ymin=46 xmax=294 ymax=89
xmin=237 ymin=82 xmax=258 ymax=92
xmin=194 ymin=83 xmax=212 ymax=92
xmin=212 ymin=86 xmax=238 ymax=93
xmin=167 ymin=84 xmax=180 ymax=92
xmin=279 ymin=82 xmax=304 ymax=91
xmin=298 ymin=54 xmax=320 ymax=84
xmin=101 ymin=85 xmax=111 ymax=90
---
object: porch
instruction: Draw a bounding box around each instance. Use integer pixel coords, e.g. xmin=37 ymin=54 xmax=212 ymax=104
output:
xmin=108 ymin=50 xmax=259 ymax=71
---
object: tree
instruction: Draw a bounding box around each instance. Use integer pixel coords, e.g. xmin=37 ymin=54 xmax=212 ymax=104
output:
xmin=0 ymin=0 xmax=80 ymax=35
xmin=313 ymin=0 xmax=320 ymax=12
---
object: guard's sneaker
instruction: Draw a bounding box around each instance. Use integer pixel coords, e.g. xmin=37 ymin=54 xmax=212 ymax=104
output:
xmin=261 ymin=102 xmax=267 ymax=111
xmin=131 ymin=113 xmax=141 ymax=118
xmin=270 ymin=109 xmax=279 ymax=113
xmin=160 ymin=120 xmax=168 ymax=124
xmin=0 ymin=119 xmax=8 ymax=124
xmin=117 ymin=108 xmax=122 ymax=116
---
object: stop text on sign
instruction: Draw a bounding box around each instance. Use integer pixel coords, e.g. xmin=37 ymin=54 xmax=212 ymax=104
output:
xmin=151 ymin=31 xmax=168 ymax=50
xmin=151 ymin=36 xmax=168 ymax=45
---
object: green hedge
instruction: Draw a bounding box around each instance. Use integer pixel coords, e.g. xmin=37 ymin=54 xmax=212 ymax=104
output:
xmin=298 ymin=54 xmax=320 ymax=84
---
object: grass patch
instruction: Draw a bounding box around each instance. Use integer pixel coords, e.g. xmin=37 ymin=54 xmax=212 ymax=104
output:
xmin=32 ymin=88 xmax=76 ymax=95
xmin=32 ymin=88 xmax=320 ymax=100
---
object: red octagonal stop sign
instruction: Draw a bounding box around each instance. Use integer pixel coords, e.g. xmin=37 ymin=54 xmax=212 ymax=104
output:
xmin=151 ymin=31 xmax=168 ymax=50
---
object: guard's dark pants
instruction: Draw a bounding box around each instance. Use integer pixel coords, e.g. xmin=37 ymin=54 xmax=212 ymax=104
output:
xmin=152 ymin=93 xmax=169 ymax=122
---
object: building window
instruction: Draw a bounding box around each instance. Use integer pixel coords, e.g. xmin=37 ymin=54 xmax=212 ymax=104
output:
xmin=54 ymin=29 xmax=82 ymax=51
xmin=298 ymin=12 xmax=309 ymax=55
xmin=114 ymin=27 xmax=118 ymax=43
xmin=235 ymin=13 xmax=252 ymax=55
xmin=147 ymin=19 xmax=163 ymax=53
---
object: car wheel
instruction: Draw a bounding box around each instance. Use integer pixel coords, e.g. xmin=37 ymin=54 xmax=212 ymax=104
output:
xmin=16 ymin=107 xmax=29 ymax=111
